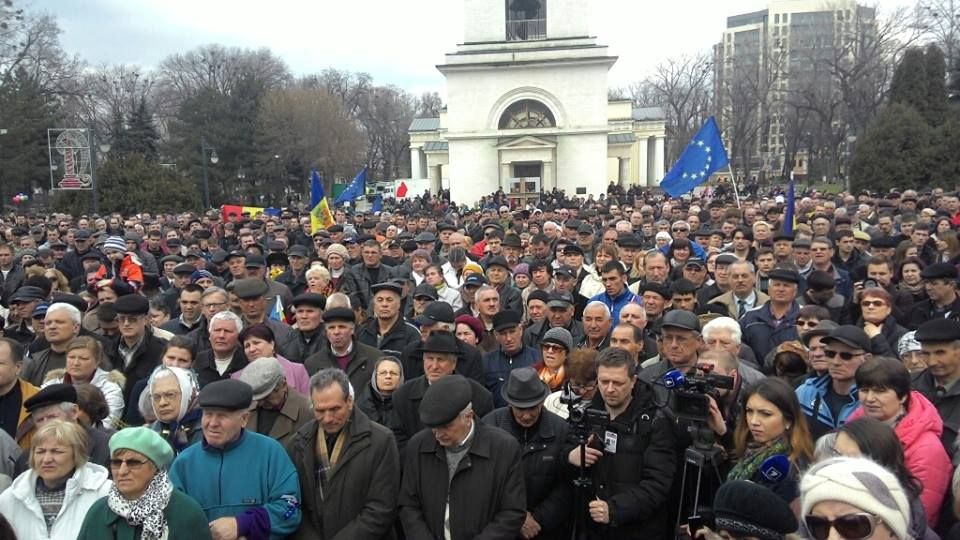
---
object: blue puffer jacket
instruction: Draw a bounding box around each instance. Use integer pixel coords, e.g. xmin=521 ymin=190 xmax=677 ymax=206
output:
xmin=795 ymin=374 xmax=859 ymax=440
xmin=739 ymin=302 xmax=800 ymax=369
xmin=591 ymin=287 xmax=642 ymax=326
xmin=169 ymin=429 xmax=302 ymax=539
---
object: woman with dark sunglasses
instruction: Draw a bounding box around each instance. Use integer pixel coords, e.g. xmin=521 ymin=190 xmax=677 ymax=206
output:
xmin=801 ymin=456 xmax=912 ymax=540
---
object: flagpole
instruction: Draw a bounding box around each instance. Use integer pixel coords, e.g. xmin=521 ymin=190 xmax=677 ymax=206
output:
xmin=727 ymin=164 xmax=742 ymax=208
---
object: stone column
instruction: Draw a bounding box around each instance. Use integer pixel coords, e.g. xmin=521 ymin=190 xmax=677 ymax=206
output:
xmin=411 ymin=147 xmax=423 ymax=179
xmin=542 ymin=161 xmax=554 ymax=192
xmin=429 ymin=165 xmax=442 ymax=194
xmin=638 ymin=139 xmax=648 ymax=187
xmin=618 ymin=157 xmax=631 ymax=187
xmin=654 ymin=136 xmax=665 ymax=186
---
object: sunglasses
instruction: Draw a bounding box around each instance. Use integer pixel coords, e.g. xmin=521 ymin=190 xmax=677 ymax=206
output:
xmin=860 ymin=300 xmax=887 ymax=308
xmin=804 ymin=513 xmax=877 ymax=540
xmin=541 ymin=343 xmax=566 ymax=352
xmin=823 ymin=349 xmax=863 ymax=360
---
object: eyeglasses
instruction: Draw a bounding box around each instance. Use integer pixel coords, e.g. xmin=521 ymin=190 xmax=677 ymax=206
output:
xmin=860 ymin=300 xmax=887 ymax=308
xmin=203 ymin=301 xmax=228 ymax=309
xmin=541 ymin=343 xmax=566 ymax=352
xmin=109 ymin=458 xmax=149 ymax=470
xmin=823 ymin=349 xmax=864 ymax=361
xmin=152 ymin=391 xmax=181 ymax=403
xmin=117 ymin=315 xmax=144 ymax=325
xmin=804 ymin=513 xmax=877 ymax=540
xmin=570 ymin=381 xmax=597 ymax=393
xmin=672 ymin=228 xmax=688 ymax=233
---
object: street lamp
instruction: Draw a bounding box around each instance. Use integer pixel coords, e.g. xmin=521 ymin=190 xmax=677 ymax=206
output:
xmin=200 ymin=136 xmax=218 ymax=209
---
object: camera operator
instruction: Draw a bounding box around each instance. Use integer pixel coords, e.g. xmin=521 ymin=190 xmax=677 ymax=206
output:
xmin=695 ymin=349 xmax=750 ymax=455
xmin=565 ymin=347 xmax=677 ymax=538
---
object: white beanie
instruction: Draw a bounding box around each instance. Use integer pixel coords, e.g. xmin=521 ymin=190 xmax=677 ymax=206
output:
xmin=800 ymin=456 xmax=910 ymax=540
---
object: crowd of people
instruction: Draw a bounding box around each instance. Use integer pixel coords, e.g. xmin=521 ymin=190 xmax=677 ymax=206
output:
xmin=0 ymin=184 xmax=958 ymax=539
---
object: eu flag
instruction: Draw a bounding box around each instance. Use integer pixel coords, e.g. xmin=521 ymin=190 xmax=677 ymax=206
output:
xmin=334 ymin=167 xmax=367 ymax=206
xmin=660 ymin=116 xmax=729 ymax=198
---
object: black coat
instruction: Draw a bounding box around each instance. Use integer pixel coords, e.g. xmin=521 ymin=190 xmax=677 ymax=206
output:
xmin=285 ymin=410 xmax=400 ymax=540
xmin=356 ymin=317 xmax=421 ymax=357
xmin=482 ymin=408 xmax=572 ymax=539
xmin=913 ymin=369 xmax=960 ymax=461
xmin=0 ymin=264 xmax=24 ymax=307
xmin=400 ymin=338 xmax=485 ymax=385
xmin=106 ymin=332 xmax=167 ymax=406
xmin=303 ymin=340 xmax=381 ymax=395
xmin=193 ymin=348 xmax=248 ymax=388
xmin=907 ymin=295 xmax=960 ymax=330
xmin=399 ymin=422 xmax=527 ymax=540
xmin=357 ymin=380 xmax=402 ymax=434
xmin=392 ymin=375 xmax=493 ymax=453
xmin=562 ymin=384 xmax=677 ymax=539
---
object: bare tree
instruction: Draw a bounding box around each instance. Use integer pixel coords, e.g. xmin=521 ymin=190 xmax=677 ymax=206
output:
xmin=918 ymin=0 xmax=960 ymax=69
xmin=415 ymin=91 xmax=443 ymax=117
xmin=647 ymin=53 xmax=714 ymax=164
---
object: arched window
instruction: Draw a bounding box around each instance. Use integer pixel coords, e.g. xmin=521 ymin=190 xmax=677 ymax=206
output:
xmin=498 ymin=100 xmax=556 ymax=130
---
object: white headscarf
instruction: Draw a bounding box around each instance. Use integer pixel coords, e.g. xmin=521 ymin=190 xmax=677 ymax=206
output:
xmin=146 ymin=367 xmax=199 ymax=423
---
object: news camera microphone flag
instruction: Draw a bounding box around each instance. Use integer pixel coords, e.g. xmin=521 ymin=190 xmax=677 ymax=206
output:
xmin=659 ymin=116 xmax=729 ymax=198
xmin=661 ymin=369 xmax=686 ymax=389
xmin=759 ymin=454 xmax=790 ymax=484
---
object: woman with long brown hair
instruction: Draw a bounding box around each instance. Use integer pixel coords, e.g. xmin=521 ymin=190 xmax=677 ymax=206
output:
xmin=729 ymin=377 xmax=813 ymax=513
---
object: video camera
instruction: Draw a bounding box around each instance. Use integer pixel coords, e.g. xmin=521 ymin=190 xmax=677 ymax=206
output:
xmin=560 ymin=382 xmax=610 ymax=441
xmin=661 ymin=366 xmax=734 ymax=424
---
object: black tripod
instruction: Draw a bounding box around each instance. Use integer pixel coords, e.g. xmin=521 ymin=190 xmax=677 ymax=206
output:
xmin=674 ymin=423 xmax=725 ymax=539
xmin=571 ymin=434 xmax=593 ymax=540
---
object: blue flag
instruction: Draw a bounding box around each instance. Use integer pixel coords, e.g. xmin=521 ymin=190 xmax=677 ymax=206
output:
xmin=310 ymin=169 xmax=335 ymax=232
xmin=372 ymin=194 xmax=383 ymax=213
xmin=660 ymin=116 xmax=729 ymax=198
xmin=334 ymin=167 xmax=367 ymax=205
xmin=784 ymin=175 xmax=796 ymax=235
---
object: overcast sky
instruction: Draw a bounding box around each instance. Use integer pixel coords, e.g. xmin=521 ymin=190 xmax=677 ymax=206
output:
xmin=31 ymin=0 xmax=915 ymax=96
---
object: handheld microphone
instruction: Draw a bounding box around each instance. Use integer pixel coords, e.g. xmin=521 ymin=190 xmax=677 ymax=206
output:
xmin=759 ymin=454 xmax=790 ymax=483
xmin=661 ymin=369 xmax=686 ymax=389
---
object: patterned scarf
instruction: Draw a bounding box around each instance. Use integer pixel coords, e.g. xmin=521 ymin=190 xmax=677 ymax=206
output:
xmin=107 ymin=469 xmax=173 ymax=540
xmin=727 ymin=435 xmax=792 ymax=482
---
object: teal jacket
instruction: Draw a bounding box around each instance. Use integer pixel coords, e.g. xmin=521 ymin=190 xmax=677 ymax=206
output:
xmin=169 ymin=429 xmax=302 ymax=539
xmin=77 ymin=489 xmax=212 ymax=540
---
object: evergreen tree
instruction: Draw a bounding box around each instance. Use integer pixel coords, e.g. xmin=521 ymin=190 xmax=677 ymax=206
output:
xmin=924 ymin=44 xmax=949 ymax=125
xmin=890 ymin=48 xmax=929 ymax=113
xmin=849 ymin=103 xmax=932 ymax=192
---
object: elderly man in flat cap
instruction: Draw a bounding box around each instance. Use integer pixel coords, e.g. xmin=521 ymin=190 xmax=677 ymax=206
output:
xmin=170 ymin=379 xmax=302 ymax=540
xmin=399 ymin=374 xmax=526 ymax=539
xmin=106 ymin=294 xmax=167 ymax=405
xmin=231 ymin=278 xmax=299 ymax=359
xmin=303 ymin=307 xmax=380 ymax=392
xmin=482 ymin=367 xmax=571 ymax=540
xmin=13 ymin=383 xmax=111 ymax=475
xmin=285 ymin=368 xmax=400 ymax=540
xmin=393 ymin=330 xmax=493 ymax=454
xmin=357 ymin=280 xmax=421 ymax=356
xmin=238 ymin=357 xmax=312 ymax=445
xmin=913 ymin=318 xmax=960 ymax=460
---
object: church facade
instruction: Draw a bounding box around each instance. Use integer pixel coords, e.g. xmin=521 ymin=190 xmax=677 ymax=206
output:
xmin=409 ymin=0 xmax=667 ymax=205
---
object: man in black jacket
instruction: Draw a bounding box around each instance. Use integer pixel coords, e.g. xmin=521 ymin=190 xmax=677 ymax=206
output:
xmin=357 ymin=281 xmax=421 ymax=356
xmin=285 ymin=368 xmax=399 ymax=539
xmin=566 ymin=347 xmax=676 ymax=539
xmin=400 ymin=302 xmax=484 ymax=384
xmin=399 ymin=374 xmax=526 ymax=539
xmin=482 ymin=367 xmax=571 ymax=540
xmin=392 ymin=331 xmax=493 ymax=453
xmin=107 ymin=294 xmax=166 ymax=405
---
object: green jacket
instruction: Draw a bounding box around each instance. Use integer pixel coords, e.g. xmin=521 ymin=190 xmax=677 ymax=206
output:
xmin=77 ymin=489 xmax=213 ymax=540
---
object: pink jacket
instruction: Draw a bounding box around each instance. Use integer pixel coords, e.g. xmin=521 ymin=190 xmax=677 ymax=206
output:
xmin=851 ymin=391 xmax=951 ymax=525
xmin=231 ymin=355 xmax=311 ymax=396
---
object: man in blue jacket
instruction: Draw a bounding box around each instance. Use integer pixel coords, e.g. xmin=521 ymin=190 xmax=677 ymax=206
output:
xmin=739 ymin=268 xmax=802 ymax=369
xmin=591 ymin=260 xmax=642 ymax=324
xmin=795 ymin=325 xmax=869 ymax=440
xmin=169 ymin=379 xmax=302 ymax=540
xmin=483 ymin=310 xmax=541 ymax=408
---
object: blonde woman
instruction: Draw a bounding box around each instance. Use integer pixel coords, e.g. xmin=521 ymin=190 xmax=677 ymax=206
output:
xmin=0 ymin=420 xmax=111 ymax=539
xmin=43 ymin=337 xmax=125 ymax=429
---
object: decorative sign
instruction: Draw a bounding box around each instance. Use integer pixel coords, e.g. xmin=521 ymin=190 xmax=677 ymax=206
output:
xmin=47 ymin=129 xmax=92 ymax=190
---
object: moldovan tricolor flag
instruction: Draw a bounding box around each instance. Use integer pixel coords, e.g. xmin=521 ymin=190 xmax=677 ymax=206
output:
xmin=310 ymin=169 xmax=335 ymax=233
